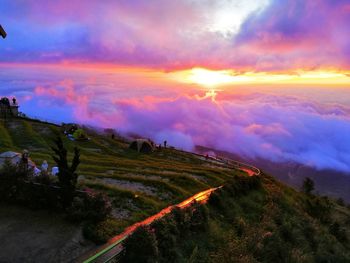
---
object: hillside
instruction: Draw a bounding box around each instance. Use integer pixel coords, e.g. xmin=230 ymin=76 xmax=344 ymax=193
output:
xmin=0 ymin=117 xmax=349 ymax=263
xmin=0 ymin=117 xmax=243 ymax=233
xmin=120 ymin=174 xmax=350 ymax=263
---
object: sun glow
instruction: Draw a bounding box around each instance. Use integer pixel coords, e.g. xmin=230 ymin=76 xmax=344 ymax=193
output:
xmin=170 ymin=68 xmax=350 ymax=87
xmin=186 ymin=68 xmax=236 ymax=87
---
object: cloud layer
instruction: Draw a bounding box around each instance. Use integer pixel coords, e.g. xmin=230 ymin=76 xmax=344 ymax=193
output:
xmin=1 ymin=0 xmax=350 ymax=71
xmin=4 ymin=65 xmax=348 ymax=173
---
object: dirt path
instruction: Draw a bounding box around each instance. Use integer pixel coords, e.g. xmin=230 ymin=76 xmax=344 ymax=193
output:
xmin=0 ymin=205 xmax=95 ymax=263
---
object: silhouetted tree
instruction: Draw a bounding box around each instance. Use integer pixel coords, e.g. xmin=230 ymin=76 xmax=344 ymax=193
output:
xmin=51 ymin=136 xmax=80 ymax=208
xmin=302 ymin=177 xmax=314 ymax=195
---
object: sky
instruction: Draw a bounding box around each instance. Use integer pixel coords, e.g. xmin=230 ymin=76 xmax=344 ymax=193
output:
xmin=0 ymin=0 xmax=350 ymax=173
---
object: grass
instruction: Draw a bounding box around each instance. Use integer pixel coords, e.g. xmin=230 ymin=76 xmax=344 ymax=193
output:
xmin=0 ymin=117 xmax=239 ymax=238
xmin=139 ymin=174 xmax=350 ymax=263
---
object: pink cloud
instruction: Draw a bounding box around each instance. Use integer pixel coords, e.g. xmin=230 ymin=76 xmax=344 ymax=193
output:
xmin=3 ymin=0 xmax=349 ymax=71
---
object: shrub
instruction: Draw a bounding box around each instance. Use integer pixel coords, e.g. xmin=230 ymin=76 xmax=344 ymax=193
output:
xmin=260 ymin=233 xmax=292 ymax=262
xmin=302 ymin=177 xmax=314 ymax=195
xmin=122 ymin=225 xmax=159 ymax=263
xmin=18 ymin=183 xmax=60 ymax=209
xmin=171 ymin=207 xmax=191 ymax=234
xmin=67 ymin=190 xmax=112 ymax=223
xmin=0 ymin=159 xmax=30 ymax=200
xmin=208 ymin=191 xmax=223 ymax=209
xmin=305 ymin=196 xmax=332 ymax=223
xmin=83 ymin=218 xmax=120 ymax=244
xmin=336 ymin=198 xmax=345 ymax=207
xmin=235 ymin=217 xmax=247 ymax=237
xmin=33 ymin=173 xmax=54 ymax=185
xmin=224 ymin=175 xmax=261 ymax=197
xmin=329 ymin=222 xmax=348 ymax=243
xmin=302 ymin=222 xmax=318 ymax=250
xmin=151 ymin=216 xmax=179 ymax=262
xmin=189 ymin=203 xmax=209 ymax=232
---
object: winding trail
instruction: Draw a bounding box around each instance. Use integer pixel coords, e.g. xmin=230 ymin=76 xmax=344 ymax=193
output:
xmin=80 ymin=154 xmax=260 ymax=263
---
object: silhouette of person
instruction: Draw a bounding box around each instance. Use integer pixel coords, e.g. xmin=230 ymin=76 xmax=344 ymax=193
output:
xmin=164 ymin=140 xmax=167 ymax=148
xmin=20 ymin=149 xmax=29 ymax=172
xmin=41 ymin=160 xmax=49 ymax=172
xmin=111 ymin=133 xmax=115 ymax=139
xmin=12 ymin=97 xmax=16 ymax=105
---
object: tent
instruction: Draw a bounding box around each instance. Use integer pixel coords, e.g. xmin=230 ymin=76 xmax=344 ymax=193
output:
xmin=0 ymin=151 xmax=36 ymax=168
xmin=129 ymin=139 xmax=155 ymax=153
xmin=62 ymin=123 xmax=78 ymax=134
xmin=72 ymin=128 xmax=88 ymax=141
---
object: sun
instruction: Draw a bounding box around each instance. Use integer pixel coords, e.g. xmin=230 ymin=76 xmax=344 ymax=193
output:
xmin=187 ymin=68 xmax=235 ymax=87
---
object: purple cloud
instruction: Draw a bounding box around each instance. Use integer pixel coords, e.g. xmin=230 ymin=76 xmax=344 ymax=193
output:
xmin=1 ymin=0 xmax=350 ymax=71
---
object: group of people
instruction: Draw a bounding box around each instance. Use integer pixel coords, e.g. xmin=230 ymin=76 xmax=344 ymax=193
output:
xmin=40 ymin=160 xmax=59 ymax=176
xmin=19 ymin=150 xmax=59 ymax=177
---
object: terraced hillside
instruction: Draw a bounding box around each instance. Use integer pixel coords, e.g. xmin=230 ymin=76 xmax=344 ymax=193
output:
xmin=0 ymin=117 xmax=243 ymax=228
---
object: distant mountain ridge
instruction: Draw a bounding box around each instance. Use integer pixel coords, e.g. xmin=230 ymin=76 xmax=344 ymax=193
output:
xmin=196 ymin=145 xmax=350 ymax=203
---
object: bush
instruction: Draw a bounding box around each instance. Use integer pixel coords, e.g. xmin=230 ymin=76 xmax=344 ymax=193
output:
xmin=329 ymin=222 xmax=348 ymax=243
xmin=171 ymin=207 xmax=191 ymax=235
xmin=302 ymin=177 xmax=314 ymax=195
xmin=224 ymin=175 xmax=261 ymax=197
xmin=18 ymin=183 xmax=60 ymax=209
xmin=235 ymin=217 xmax=246 ymax=237
xmin=189 ymin=203 xmax=209 ymax=232
xmin=33 ymin=173 xmax=55 ymax=185
xmin=122 ymin=225 xmax=159 ymax=263
xmin=336 ymin=198 xmax=345 ymax=207
xmin=83 ymin=218 xmax=121 ymax=244
xmin=260 ymin=233 xmax=292 ymax=262
xmin=0 ymin=159 xmax=30 ymax=201
xmin=208 ymin=191 xmax=224 ymax=209
xmin=67 ymin=189 xmax=112 ymax=223
xmin=305 ymin=196 xmax=332 ymax=223
xmin=151 ymin=216 xmax=179 ymax=262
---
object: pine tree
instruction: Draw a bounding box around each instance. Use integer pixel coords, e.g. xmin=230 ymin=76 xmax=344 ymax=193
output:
xmin=51 ymin=136 xmax=80 ymax=208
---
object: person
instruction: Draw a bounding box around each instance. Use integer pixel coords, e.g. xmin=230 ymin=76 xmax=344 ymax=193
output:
xmin=19 ymin=149 xmax=29 ymax=173
xmin=33 ymin=167 xmax=41 ymax=176
xmin=164 ymin=140 xmax=167 ymax=148
xmin=51 ymin=166 xmax=59 ymax=176
xmin=111 ymin=133 xmax=115 ymax=139
xmin=41 ymin=160 xmax=49 ymax=172
xmin=12 ymin=97 xmax=16 ymax=105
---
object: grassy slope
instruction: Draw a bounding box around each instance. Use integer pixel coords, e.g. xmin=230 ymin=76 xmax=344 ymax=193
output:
xmin=0 ymin=118 xmax=242 ymax=230
xmin=159 ymin=175 xmax=350 ymax=263
xmin=2 ymin=117 xmax=349 ymax=262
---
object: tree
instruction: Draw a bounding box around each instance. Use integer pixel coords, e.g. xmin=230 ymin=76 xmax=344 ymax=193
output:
xmin=122 ymin=225 xmax=158 ymax=263
xmin=51 ymin=136 xmax=80 ymax=208
xmin=302 ymin=177 xmax=314 ymax=195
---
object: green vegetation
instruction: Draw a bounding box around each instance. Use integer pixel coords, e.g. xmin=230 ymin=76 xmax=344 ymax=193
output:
xmin=0 ymin=118 xmax=239 ymax=242
xmin=123 ymin=175 xmax=350 ymax=262
xmin=302 ymin=177 xmax=315 ymax=195
xmin=2 ymin=117 xmax=349 ymax=261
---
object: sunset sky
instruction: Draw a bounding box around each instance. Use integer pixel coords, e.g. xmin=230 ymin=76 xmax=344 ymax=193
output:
xmin=1 ymin=0 xmax=350 ymax=172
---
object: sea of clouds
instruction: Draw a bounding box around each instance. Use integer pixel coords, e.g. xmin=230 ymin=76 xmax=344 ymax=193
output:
xmin=2 ymin=67 xmax=349 ymax=174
